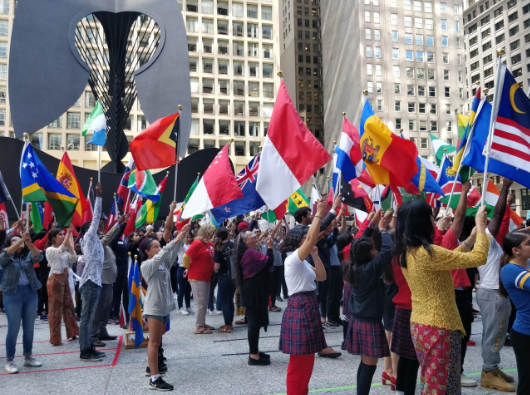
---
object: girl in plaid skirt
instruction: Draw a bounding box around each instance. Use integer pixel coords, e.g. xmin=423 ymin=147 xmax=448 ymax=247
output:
xmin=344 ymin=209 xmax=392 ymax=395
xmin=279 ymin=200 xmax=330 ymax=395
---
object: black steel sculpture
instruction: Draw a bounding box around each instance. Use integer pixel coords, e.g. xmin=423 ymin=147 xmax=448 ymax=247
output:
xmin=9 ymin=0 xmax=191 ymax=173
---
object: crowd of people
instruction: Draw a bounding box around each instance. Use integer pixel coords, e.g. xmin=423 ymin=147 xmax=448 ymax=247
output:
xmin=1 ymin=179 xmax=530 ymax=395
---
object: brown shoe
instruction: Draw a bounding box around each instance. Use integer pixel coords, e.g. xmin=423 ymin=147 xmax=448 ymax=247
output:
xmin=481 ymin=370 xmax=516 ymax=392
xmin=269 ymin=306 xmax=282 ymax=312
xmin=492 ymin=368 xmax=515 ymax=383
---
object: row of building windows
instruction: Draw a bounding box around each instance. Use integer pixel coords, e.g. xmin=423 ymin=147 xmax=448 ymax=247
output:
xmin=466 ymin=0 xmax=519 ymax=23
xmin=390 ymin=32 xmax=462 ymax=48
xmin=365 ymin=12 xmax=459 ymax=32
xmin=365 ymin=0 xmax=459 ymax=15
xmin=186 ymin=17 xmax=273 ymax=37
xmin=394 ymin=118 xmax=455 ymax=136
xmin=189 ymin=58 xmax=274 ymax=78
xmin=184 ymin=1 xmax=273 ymax=21
xmin=190 ymin=98 xmax=274 ymax=117
xmin=188 ymin=39 xmax=274 ymax=58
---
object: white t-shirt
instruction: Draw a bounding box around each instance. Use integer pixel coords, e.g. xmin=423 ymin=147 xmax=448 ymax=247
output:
xmin=477 ymin=229 xmax=503 ymax=290
xmin=284 ymin=249 xmax=317 ymax=296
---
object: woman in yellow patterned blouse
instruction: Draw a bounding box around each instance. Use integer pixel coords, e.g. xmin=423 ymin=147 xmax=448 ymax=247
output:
xmin=393 ymin=201 xmax=490 ymax=395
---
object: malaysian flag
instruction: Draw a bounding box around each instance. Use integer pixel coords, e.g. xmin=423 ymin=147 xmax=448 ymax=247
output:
xmin=105 ymin=196 xmax=119 ymax=232
xmin=487 ymin=64 xmax=530 ymax=189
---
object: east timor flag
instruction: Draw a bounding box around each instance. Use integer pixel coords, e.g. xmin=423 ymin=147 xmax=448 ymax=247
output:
xmin=130 ymin=113 xmax=179 ymax=171
xmin=359 ymin=99 xmax=418 ymax=187
xmin=56 ymin=152 xmax=89 ymax=226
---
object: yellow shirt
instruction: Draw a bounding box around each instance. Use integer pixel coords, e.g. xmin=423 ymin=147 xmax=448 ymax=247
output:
xmin=402 ymin=231 xmax=490 ymax=333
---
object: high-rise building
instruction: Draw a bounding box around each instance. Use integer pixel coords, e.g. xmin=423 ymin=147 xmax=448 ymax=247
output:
xmin=279 ymin=0 xmax=324 ymax=145
xmin=0 ymin=0 xmax=280 ymax=173
xmin=320 ymin=0 xmax=467 ymax=165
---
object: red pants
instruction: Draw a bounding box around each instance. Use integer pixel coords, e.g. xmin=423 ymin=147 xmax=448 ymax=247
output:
xmin=286 ymin=354 xmax=315 ymax=395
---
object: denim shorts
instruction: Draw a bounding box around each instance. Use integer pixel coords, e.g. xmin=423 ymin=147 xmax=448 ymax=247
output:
xmin=145 ymin=314 xmax=170 ymax=325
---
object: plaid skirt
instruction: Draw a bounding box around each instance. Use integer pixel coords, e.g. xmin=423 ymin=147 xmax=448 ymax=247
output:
xmin=279 ymin=291 xmax=327 ymax=355
xmin=391 ymin=307 xmax=417 ymax=359
xmin=345 ymin=317 xmax=390 ymax=358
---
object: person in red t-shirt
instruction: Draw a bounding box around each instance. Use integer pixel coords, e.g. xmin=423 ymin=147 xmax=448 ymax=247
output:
xmin=183 ymin=224 xmax=215 ymax=334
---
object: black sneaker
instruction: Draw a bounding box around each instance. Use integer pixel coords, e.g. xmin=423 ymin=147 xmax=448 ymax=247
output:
xmin=158 ymin=347 xmax=167 ymax=361
xmin=92 ymin=347 xmax=106 ymax=358
xmin=80 ymin=349 xmax=103 ymax=361
xmin=145 ymin=364 xmax=168 ymax=376
xmin=259 ymin=352 xmax=271 ymax=359
xmin=149 ymin=376 xmax=173 ymax=391
xmin=248 ymin=356 xmax=271 ymax=366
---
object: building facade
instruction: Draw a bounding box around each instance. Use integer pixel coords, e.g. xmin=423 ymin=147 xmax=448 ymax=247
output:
xmin=0 ymin=0 xmax=280 ymax=174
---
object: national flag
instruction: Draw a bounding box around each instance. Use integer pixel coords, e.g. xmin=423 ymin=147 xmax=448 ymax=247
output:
xmin=0 ymin=202 xmax=8 ymax=228
xmin=359 ymin=98 xmax=418 ymax=187
xmin=457 ymin=113 xmax=470 ymax=147
xmin=119 ymin=299 xmax=126 ymax=328
xmin=261 ymin=200 xmax=288 ymax=223
xmin=106 ymin=197 xmax=118 ymax=232
xmin=128 ymin=260 xmax=144 ymax=348
xmin=43 ymin=201 xmax=54 ymax=231
xmin=130 ymin=113 xmax=179 ymax=171
xmin=335 ymin=116 xmax=363 ymax=181
xmin=509 ymin=210 xmax=524 ymax=231
xmin=82 ymin=180 xmax=93 ymax=224
xmin=381 ymin=187 xmax=426 ymax=212
xmin=127 ymin=169 xmax=161 ymax=202
xmin=332 ymin=149 xmax=340 ymax=195
xmin=353 ymin=208 xmax=368 ymax=229
xmin=437 ymin=156 xmax=481 ymax=209
xmin=405 ymin=157 xmax=445 ymax=196
xmin=430 ymin=134 xmax=456 ymax=166
xmin=56 ymin=152 xmax=89 ymax=227
xmin=288 ymin=188 xmax=310 ymax=215
xmin=450 ymin=89 xmax=482 ymax=182
xmin=358 ymin=169 xmax=376 ymax=195
xmin=310 ymin=186 xmax=320 ymax=215
xmin=326 ymin=179 xmax=334 ymax=207
xmin=340 ymin=178 xmax=374 ymax=213
xmin=256 ymin=80 xmax=332 ymax=209
xmin=135 ymin=175 xmax=168 ymax=228
xmin=175 ymin=177 xmax=198 ymax=231
xmin=487 ymin=66 xmax=530 ymax=189
xmin=83 ymin=101 xmax=107 ymax=146
xmin=181 ymin=144 xmax=243 ymax=219
xmin=123 ymin=196 xmax=140 ymax=236
xmin=20 ymin=142 xmax=79 ymax=227
xmin=210 ymin=155 xmax=265 ymax=222
xmin=134 ymin=196 xmax=144 ymax=228
xmin=117 ymin=158 xmax=135 ymax=210
xmin=0 ymin=171 xmax=11 ymax=204
xmin=30 ymin=202 xmax=43 ymax=233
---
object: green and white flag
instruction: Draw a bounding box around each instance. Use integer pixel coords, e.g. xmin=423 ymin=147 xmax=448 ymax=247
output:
xmin=127 ymin=169 xmax=161 ymax=202
xmin=430 ymin=134 xmax=456 ymax=166
xmin=82 ymin=101 xmax=107 ymax=146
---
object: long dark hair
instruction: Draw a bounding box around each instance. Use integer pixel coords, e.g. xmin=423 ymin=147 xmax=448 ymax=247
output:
xmin=499 ymin=232 xmax=530 ymax=297
xmin=46 ymin=228 xmax=64 ymax=248
xmin=336 ymin=232 xmax=353 ymax=263
xmin=215 ymin=227 xmax=229 ymax=252
xmin=392 ymin=200 xmax=434 ymax=268
xmin=232 ymin=231 xmax=249 ymax=288
xmin=280 ymin=228 xmax=306 ymax=254
xmin=346 ymin=237 xmax=374 ymax=285
xmin=4 ymin=234 xmax=29 ymax=256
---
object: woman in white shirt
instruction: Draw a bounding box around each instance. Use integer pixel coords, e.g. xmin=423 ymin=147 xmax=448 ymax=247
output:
xmin=45 ymin=226 xmax=78 ymax=345
xmin=279 ymin=200 xmax=337 ymax=395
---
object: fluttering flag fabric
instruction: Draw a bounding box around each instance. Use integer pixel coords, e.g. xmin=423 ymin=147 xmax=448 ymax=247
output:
xmin=127 ymin=169 xmax=161 ymax=203
xmin=123 ymin=196 xmax=139 ymax=237
xmin=0 ymin=203 xmax=8 ymax=228
xmin=340 ymin=179 xmax=374 ymax=213
xmin=210 ymin=155 xmax=265 ymax=223
xmin=310 ymin=186 xmax=320 ymax=215
xmin=175 ymin=176 xmax=201 ymax=231
xmin=56 ymin=152 xmax=89 ymax=227
xmin=256 ymin=80 xmax=332 ymax=209
xmin=336 ymin=117 xmax=363 ymax=181
xmin=135 ymin=175 xmax=168 ymax=228
xmin=43 ymin=201 xmax=54 ymax=231
xmin=0 ymin=171 xmax=11 ymax=204
xmin=437 ymin=156 xmax=481 ymax=209
xmin=105 ymin=197 xmax=118 ymax=233
xmin=429 ymin=134 xmax=456 ymax=166
xmin=117 ymin=158 xmax=135 ymax=210
xmin=509 ymin=210 xmax=524 ymax=231
xmin=128 ymin=260 xmax=144 ymax=348
xmin=82 ymin=181 xmax=93 ymax=224
xmin=288 ymin=188 xmax=310 ymax=215
xmin=457 ymin=113 xmax=470 ymax=148
xmin=353 ymin=208 xmax=368 ymax=229
xmin=20 ymin=142 xmax=78 ymax=227
xmin=130 ymin=113 xmax=179 ymax=171
xmin=487 ymin=66 xmax=530 ymax=189
xmin=359 ymin=99 xmax=418 ymax=187
xmin=30 ymin=202 xmax=43 ymax=234
xmin=405 ymin=157 xmax=445 ymax=196
xmin=83 ymin=101 xmax=107 ymax=146
xmin=181 ymin=144 xmax=243 ymax=219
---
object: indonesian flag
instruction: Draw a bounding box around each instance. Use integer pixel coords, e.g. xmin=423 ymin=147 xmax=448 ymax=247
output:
xmin=256 ymin=80 xmax=332 ymax=209
xmin=181 ymin=144 xmax=243 ymax=219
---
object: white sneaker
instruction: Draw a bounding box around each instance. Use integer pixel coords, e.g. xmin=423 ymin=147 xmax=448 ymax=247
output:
xmin=209 ymin=309 xmax=222 ymax=316
xmin=23 ymin=357 xmax=42 ymax=367
xmin=177 ymin=307 xmax=189 ymax=316
xmin=461 ymin=374 xmax=477 ymax=387
xmin=5 ymin=361 xmax=18 ymax=374
xmin=186 ymin=307 xmax=194 ymax=314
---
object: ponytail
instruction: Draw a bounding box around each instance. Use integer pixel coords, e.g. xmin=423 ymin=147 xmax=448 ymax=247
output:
xmin=498 ymin=254 xmax=511 ymax=298
xmin=498 ymin=232 xmax=530 ymax=297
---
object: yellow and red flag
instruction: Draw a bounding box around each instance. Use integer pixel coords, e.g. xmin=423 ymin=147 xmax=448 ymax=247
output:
xmin=56 ymin=152 xmax=89 ymax=226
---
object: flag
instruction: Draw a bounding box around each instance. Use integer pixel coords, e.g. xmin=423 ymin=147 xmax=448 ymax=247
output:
xmin=262 ymin=200 xmax=288 ymax=223
xmin=130 ymin=113 xmax=179 ymax=171
xmin=20 ymin=142 xmax=78 ymax=227
xmin=0 ymin=202 xmax=8 ymax=228
xmin=360 ymin=98 xmax=418 ymax=187
xmin=487 ymin=66 xmax=530 ymax=189
xmin=430 ymin=134 xmax=456 ymax=166
xmin=181 ymin=144 xmax=243 ymax=219
xmin=56 ymin=152 xmax=89 ymax=227
xmin=83 ymin=101 xmax=107 ymax=146
xmin=211 ymin=155 xmax=265 ymax=222
xmin=0 ymin=171 xmax=11 ymax=203
xmin=127 ymin=169 xmax=161 ymax=202
xmin=340 ymin=178 xmax=373 ymax=213
xmin=509 ymin=210 xmax=524 ymax=231
xmin=135 ymin=175 xmax=168 ymax=228
xmin=30 ymin=202 xmax=43 ymax=233
xmin=128 ymin=260 xmax=144 ymax=348
xmin=437 ymin=156 xmax=481 ymax=209
xmin=105 ymin=197 xmax=118 ymax=232
xmin=450 ymin=89 xmax=482 ymax=182
xmin=326 ymin=179 xmax=334 ymax=207
xmin=332 ymin=149 xmax=340 ymax=195
xmin=175 ymin=177 xmax=198 ymax=231
xmin=82 ymin=180 xmax=93 ymax=224
xmin=310 ymin=186 xmax=320 ymax=215
xmin=405 ymin=157 xmax=445 ymax=196
xmin=123 ymin=196 xmax=140 ymax=236
xmin=353 ymin=208 xmax=368 ymax=229
xmin=335 ymin=117 xmax=363 ymax=181
xmin=457 ymin=113 xmax=470 ymax=147
xmin=256 ymin=80 xmax=332 ymax=209
xmin=117 ymin=158 xmax=135 ymax=210
xmin=119 ymin=299 xmax=126 ymax=328
xmin=288 ymin=188 xmax=309 ymax=215
xmin=43 ymin=201 xmax=54 ymax=230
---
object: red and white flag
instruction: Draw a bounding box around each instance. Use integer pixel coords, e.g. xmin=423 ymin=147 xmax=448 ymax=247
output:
xmin=0 ymin=202 xmax=8 ymax=229
xmin=256 ymin=80 xmax=332 ymax=209
xmin=181 ymin=144 xmax=243 ymax=219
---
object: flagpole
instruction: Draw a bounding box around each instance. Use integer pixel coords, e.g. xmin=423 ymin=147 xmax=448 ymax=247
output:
xmin=25 ymin=202 xmax=29 ymax=231
xmin=1 ymin=177 xmax=21 ymax=219
xmin=21 ymin=134 xmax=30 ymax=219
xmin=87 ymin=178 xmax=93 ymax=212
xmin=481 ymin=51 xmax=506 ymax=206
xmin=173 ymin=104 xmax=183 ymax=203
xmin=124 ymin=189 xmax=132 ymax=213
xmin=97 ymin=145 xmax=101 ymax=183
xmin=311 ymin=176 xmax=321 ymax=199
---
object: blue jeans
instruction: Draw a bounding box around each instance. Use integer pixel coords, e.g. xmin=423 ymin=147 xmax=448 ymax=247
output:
xmin=218 ymin=274 xmax=235 ymax=326
xmin=79 ymin=280 xmax=101 ymax=352
xmin=3 ymin=284 xmax=38 ymax=361
xmin=177 ymin=266 xmax=191 ymax=309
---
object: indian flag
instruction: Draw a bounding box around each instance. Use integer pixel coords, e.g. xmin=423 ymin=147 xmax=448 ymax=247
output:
xmin=82 ymin=101 xmax=107 ymax=146
xmin=468 ymin=180 xmax=523 ymax=225
xmin=509 ymin=210 xmax=524 ymax=232
xmin=430 ymin=134 xmax=456 ymax=166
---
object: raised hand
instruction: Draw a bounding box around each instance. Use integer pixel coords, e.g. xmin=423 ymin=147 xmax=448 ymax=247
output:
xmin=476 ymin=206 xmax=488 ymax=232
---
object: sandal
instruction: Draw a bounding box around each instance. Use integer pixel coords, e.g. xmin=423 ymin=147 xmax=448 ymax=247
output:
xmin=235 ymin=318 xmax=247 ymax=325
xmin=204 ymin=325 xmax=215 ymax=330
xmin=219 ymin=325 xmax=233 ymax=333
xmin=194 ymin=327 xmax=212 ymax=334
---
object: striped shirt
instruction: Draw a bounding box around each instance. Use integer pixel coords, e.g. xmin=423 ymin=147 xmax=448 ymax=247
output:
xmin=501 ymin=263 xmax=530 ymax=335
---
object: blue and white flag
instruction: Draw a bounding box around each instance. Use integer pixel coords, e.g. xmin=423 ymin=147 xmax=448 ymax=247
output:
xmin=83 ymin=101 xmax=107 ymax=146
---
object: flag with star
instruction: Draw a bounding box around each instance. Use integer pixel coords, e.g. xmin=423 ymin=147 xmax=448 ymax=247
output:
xmin=287 ymin=188 xmax=309 ymax=215
xmin=340 ymin=178 xmax=374 ymax=213
xmin=20 ymin=142 xmax=79 ymax=227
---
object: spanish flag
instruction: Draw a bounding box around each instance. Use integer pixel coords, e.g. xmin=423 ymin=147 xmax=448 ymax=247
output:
xmin=56 ymin=152 xmax=89 ymax=226
xmin=359 ymin=99 xmax=418 ymax=187
xmin=130 ymin=113 xmax=179 ymax=171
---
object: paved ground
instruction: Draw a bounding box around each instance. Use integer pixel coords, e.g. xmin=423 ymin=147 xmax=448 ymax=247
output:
xmin=0 ymin=294 xmax=519 ymax=394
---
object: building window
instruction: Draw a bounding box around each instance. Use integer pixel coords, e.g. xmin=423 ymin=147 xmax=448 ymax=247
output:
xmin=49 ymin=117 xmax=62 ymax=128
xmin=393 ymin=66 xmax=400 ymax=78
xmin=262 ymin=25 xmax=272 ymax=39
xmin=375 ymin=65 xmax=382 ymax=76
xmin=406 ymin=67 xmax=414 ymax=78
xmin=404 ymin=16 xmax=412 ymax=28
xmin=202 ymin=58 xmax=213 ymax=73
xmin=66 ymin=134 xmax=80 ymax=151
xmin=263 ymin=64 xmax=273 ymax=78
xmin=219 ymin=120 xmax=230 ymax=135
xmin=406 ymin=50 xmax=413 ymax=61
xmin=0 ymin=20 xmax=7 ymax=36
xmin=189 ymin=57 xmax=198 ymax=72
xmin=419 ymin=103 xmax=426 ymax=113
xmin=365 ymin=11 xmax=371 ymax=23
xmin=508 ymin=12 xmax=519 ymax=23
xmin=374 ymin=30 xmax=380 ymax=40
xmin=416 ymin=35 xmax=423 ymax=46
xmin=0 ymin=0 xmax=8 ymax=14
xmin=367 ymin=64 xmax=373 ymax=75
xmin=409 ymin=120 xmax=415 ymax=131
xmin=496 ymin=33 xmax=505 ymax=44
xmin=0 ymin=42 xmax=7 ymax=58
xmin=427 ymin=70 xmax=435 ymax=80
xmin=427 ymin=52 xmax=434 ymax=63
xmin=374 ymin=12 xmax=380 ymax=24
xmin=396 ymin=119 xmax=402 ymax=129
xmin=365 ymin=28 xmax=371 ymax=40
xmin=232 ymin=2 xmax=243 ymax=17
xmin=407 ymin=85 xmax=415 ymax=96
xmin=430 ymin=104 xmax=437 ymax=115
xmin=415 ymin=17 xmax=423 ymax=29
xmin=418 ymin=86 xmax=425 ymax=96
xmin=444 ymin=70 xmax=449 ymax=80
xmin=263 ymin=83 xmax=274 ymax=98
xmin=203 ymin=78 xmax=214 ymax=94
xmin=395 ymin=101 xmax=401 ymax=112
xmin=391 ymin=15 xmax=398 ymax=26
xmin=408 ymin=103 xmax=415 ymax=113
xmin=67 ymin=112 xmax=81 ymax=129
xmin=234 ymin=121 xmax=245 ymax=136
xmin=441 ymin=36 xmax=448 ymax=47
xmin=233 ymin=80 xmax=245 ymax=96
xmin=429 ymin=87 xmax=436 ymax=97
xmin=416 ymin=51 xmax=424 ymax=62
xmin=186 ymin=17 xmax=198 ymax=32
xmin=218 ymin=79 xmax=229 ymax=95
xmin=509 ymin=26 xmax=519 ymax=36
xmin=426 ymin=36 xmax=434 ymax=46
xmin=262 ymin=6 xmax=272 ymax=20
xmin=247 ymin=4 xmax=258 ymax=18
xmin=376 ymin=100 xmax=383 ymax=111
xmin=420 ymin=137 xmax=428 ymax=148
xmin=48 ymin=134 xmax=62 ymax=150
xmin=263 ymin=44 xmax=273 ymax=59
xmin=187 ymin=139 xmax=199 ymax=154
xmin=376 ymin=82 xmax=382 ymax=93
xmin=392 ymin=48 xmax=399 ymax=60
xmin=512 ymin=53 xmax=522 ymax=65
xmin=425 ymin=19 xmax=433 ymax=29
xmin=394 ymin=83 xmax=401 ymax=94
xmin=417 ymin=69 xmax=425 ymax=79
